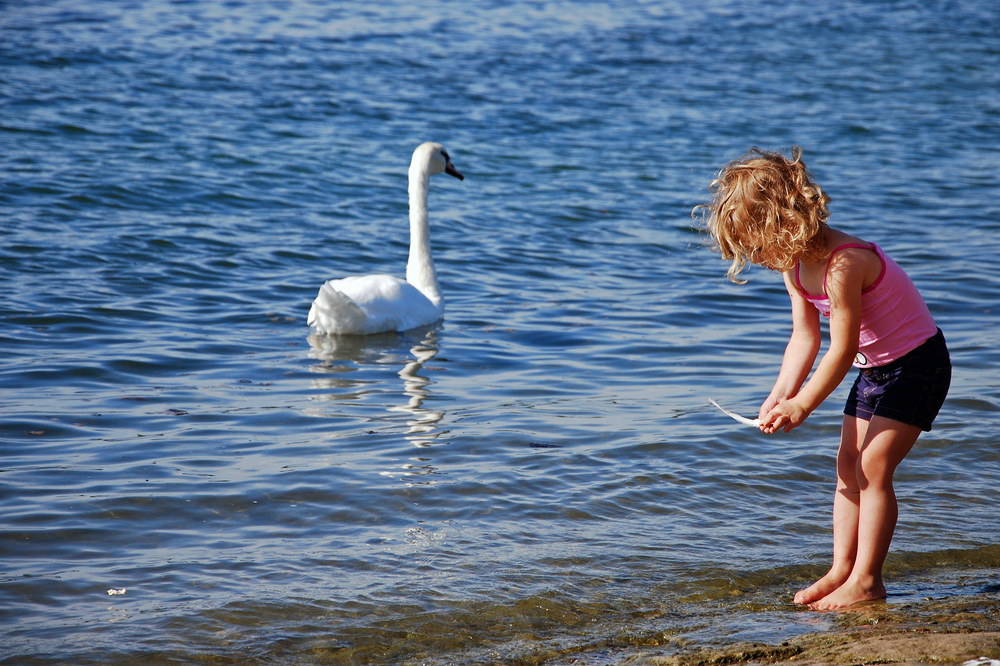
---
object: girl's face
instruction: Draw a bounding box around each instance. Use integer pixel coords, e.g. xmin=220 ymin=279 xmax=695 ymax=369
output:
xmin=744 ymin=241 xmax=796 ymax=273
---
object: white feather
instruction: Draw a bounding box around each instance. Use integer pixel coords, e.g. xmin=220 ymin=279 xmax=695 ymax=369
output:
xmin=709 ymin=399 xmax=762 ymax=427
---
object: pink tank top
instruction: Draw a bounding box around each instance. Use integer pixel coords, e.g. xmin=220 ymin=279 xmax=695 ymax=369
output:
xmin=794 ymin=243 xmax=937 ymax=367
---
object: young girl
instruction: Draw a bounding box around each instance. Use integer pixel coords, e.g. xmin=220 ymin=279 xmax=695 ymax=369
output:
xmin=698 ymin=147 xmax=951 ymax=610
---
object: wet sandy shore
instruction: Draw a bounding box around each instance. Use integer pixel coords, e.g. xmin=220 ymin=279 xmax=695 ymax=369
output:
xmin=633 ymin=592 xmax=1000 ymax=665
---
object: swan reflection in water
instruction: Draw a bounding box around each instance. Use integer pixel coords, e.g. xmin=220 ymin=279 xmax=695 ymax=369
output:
xmin=306 ymin=325 xmax=445 ymax=451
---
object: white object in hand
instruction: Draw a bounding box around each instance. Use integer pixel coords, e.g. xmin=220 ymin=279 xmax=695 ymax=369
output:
xmin=308 ymin=142 xmax=464 ymax=335
xmin=709 ymin=399 xmax=761 ymax=427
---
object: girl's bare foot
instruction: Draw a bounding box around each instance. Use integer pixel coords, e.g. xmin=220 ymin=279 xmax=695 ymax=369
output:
xmin=808 ymin=578 xmax=886 ymax=611
xmin=793 ymin=569 xmax=850 ymax=605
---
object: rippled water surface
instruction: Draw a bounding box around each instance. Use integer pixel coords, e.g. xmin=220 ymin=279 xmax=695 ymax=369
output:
xmin=2 ymin=1 xmax=999 ymax=663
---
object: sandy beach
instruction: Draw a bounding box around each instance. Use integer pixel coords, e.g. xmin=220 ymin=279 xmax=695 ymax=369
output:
xmin=630 ymin=592 xmax=1000 ymax=665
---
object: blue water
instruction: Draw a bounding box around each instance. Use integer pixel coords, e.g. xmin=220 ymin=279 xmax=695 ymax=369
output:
xmin=2 ymin=1 xmax=998 ymax=663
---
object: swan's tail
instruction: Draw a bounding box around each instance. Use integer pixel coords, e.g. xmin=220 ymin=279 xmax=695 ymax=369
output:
xmin=308 ymin=282 xmax=367 ymax=334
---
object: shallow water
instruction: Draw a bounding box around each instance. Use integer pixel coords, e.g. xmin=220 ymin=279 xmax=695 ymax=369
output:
xmin=2 ymin=0 xmax=999 ymax=663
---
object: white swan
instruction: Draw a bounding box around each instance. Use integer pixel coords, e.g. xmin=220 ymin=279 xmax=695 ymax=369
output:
xmin=308 ymin=142 xmax=464 ymax=335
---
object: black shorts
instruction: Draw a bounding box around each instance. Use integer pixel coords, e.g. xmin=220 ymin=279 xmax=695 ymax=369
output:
xmin=844 ymin=328 xmax=951 ymax=432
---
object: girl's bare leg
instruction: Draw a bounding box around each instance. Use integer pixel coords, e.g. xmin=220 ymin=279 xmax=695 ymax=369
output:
xmin=809 ymin=416 xmax=922 ymax=610
xmin=794 ymin=416 xmax=865 ymax=605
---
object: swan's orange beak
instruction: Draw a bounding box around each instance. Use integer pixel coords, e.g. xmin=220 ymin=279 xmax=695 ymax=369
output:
xmin=445 ymin=162 xmax=464 ymax=180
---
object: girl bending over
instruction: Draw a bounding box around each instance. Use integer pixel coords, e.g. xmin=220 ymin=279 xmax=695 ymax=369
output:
xmin=698 ymin=147 xmax=950 ymax=610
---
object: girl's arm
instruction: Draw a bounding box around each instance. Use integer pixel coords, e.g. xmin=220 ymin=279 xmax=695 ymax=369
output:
xmin=762 ymin=253 xmax=865 ymax=433
xmin=759 ymin=271 xmax=822 ymax=419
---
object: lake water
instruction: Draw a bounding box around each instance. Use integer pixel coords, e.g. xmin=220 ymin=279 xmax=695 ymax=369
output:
xmin=2 ymin=1 xmax=998 ymax=663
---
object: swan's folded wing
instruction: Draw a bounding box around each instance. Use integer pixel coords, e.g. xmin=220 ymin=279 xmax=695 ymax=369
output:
xmin=339 ymin=275 xmax=442 ymax=332
xmin=309 ymin=274 xmax=442 ymax=334
xmin=308 ymin=281 xmax=368 ymax=334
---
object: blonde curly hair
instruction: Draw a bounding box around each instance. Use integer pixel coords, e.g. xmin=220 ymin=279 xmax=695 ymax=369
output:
xmin=696 ymin=147 xmax=830 ymax=283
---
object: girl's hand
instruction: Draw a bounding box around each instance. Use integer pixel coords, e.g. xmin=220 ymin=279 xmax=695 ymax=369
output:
xmin=758 ymin=395 xmax=781 ymax=420
xmin=759 ymin=399 xmax=809 ymax=433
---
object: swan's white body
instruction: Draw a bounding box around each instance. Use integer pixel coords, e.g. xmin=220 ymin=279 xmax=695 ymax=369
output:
xmin=308 ymin=142 xmax=463 ymax=335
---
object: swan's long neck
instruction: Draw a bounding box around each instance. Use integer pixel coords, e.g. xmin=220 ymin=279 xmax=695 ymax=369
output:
xmin=405 ymin=164 xmax=443 ymax=307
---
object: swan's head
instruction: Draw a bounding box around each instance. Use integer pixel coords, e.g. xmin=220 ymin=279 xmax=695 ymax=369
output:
xmin=412 ymin=141 xmax=464 ymax=181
